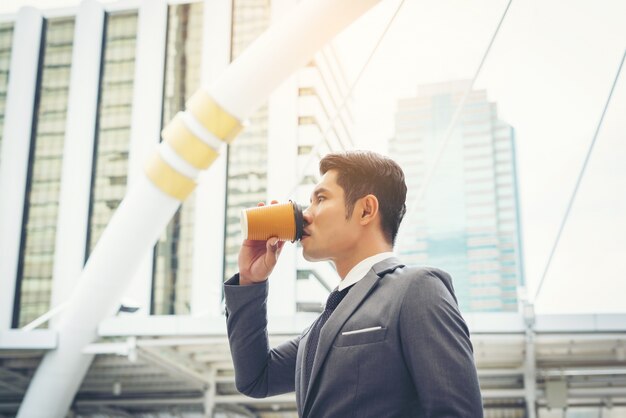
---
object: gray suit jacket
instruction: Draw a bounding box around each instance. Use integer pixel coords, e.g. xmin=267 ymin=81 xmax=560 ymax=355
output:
xmin=224 ymin=258 xmax=483 ymax=417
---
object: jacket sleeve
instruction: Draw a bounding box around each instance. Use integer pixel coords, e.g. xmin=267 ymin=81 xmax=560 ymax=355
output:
xmin=399 ymin=268 xmax=484 ymax=417
xmin=224 ymin=274 xmax=300 ymax=398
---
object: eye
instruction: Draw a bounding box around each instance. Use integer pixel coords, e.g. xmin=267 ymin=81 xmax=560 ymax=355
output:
xmin=317 ymin=195 xmax=326 ymax=203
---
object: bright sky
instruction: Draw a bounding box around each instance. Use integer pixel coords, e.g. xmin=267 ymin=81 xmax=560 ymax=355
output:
xmin=2 ymin=0 xmax=625 ymax=314
xmin=333 ymin=0 xmax=626 ymax=313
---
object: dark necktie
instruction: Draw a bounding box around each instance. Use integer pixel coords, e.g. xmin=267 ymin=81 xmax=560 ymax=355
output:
xmin=303 ymin=286 xmax=351 ymax=396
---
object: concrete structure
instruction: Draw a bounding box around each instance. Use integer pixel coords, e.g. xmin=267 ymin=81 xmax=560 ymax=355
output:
xmin=1 ymin=312 xmax=626 ymax=417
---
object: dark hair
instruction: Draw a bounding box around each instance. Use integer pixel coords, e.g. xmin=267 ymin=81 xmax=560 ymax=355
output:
xmin=319 ymin=150 xmax=407 ymax=245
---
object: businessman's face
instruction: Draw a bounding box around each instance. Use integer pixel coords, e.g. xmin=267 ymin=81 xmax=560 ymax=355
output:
xmin=301 ymin=170 xmax=360 ymax=262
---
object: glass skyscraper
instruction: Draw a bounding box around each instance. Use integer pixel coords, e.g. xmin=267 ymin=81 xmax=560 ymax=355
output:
xmin=390 ymin=81 xmax=525 ymax=312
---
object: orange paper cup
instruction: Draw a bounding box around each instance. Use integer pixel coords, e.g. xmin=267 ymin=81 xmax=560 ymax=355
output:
xmin=241 ymin=201 xmax=304 ymax=242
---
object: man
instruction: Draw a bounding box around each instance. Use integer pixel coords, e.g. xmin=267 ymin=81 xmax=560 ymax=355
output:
xmin=224 ymin=151 xmax=483 ymax=417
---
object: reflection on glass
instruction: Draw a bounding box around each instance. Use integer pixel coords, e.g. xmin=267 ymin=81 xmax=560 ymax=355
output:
xmin=15 ymin=17 xmax=74 ymax=327
xmin=0 ymin=22 xmax=14 ymax=170
xmin=223 ymin=0 xmax=271 ymax=281
xmin=152 ymin=2 xmax=203 ymax=315
xmin=390 ymin=83 xmax=524 ymax=313
xmin=87 ymin=12 xmax=137 ymax=255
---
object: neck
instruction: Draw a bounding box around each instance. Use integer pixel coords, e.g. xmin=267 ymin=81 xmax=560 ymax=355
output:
xmin=333 ymin=242 xmax=392 ymax=279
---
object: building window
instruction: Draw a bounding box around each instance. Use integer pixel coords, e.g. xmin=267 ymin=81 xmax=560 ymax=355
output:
xmin=0 ymin=22 xmax=13 ymax=162
xmin=15 ymin=17 xmax=74 ymax=328
xmin=298 ymin=87 xmax=316 ymax=96
xmin=298 ymin=145 xmax=313 ymax=155
xmin=152 ymin=2 xmax=203 ymax=315
xmin=298 ymin=115 xmax=320 ymax=129
xmin=87 ymin=11 xmax=138 ymax=256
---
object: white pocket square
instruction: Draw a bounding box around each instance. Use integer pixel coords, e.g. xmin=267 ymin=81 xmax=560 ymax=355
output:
xmin=341 ymin=326 xmax=382 ymax=336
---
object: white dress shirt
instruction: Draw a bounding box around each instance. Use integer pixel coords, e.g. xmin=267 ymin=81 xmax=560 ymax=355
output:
xmin=337 ymin=252 xmax=396 ymax=291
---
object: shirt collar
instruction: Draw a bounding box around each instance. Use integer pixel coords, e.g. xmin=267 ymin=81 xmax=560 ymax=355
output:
xmin=338 ymin=252 xmax=396 ymax=291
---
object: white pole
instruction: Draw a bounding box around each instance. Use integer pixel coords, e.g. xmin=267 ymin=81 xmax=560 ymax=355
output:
xmin=17 ymin=0 xmax=381 ymax=416
xmin=49 ymin=0 xmax=106 ymax=323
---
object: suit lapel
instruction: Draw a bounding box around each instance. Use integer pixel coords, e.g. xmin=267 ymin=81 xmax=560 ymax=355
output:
xmin=297 ymin=321 xmax=316 ymax=414
xmin=302 ymin=258 xmax=404 ymax=415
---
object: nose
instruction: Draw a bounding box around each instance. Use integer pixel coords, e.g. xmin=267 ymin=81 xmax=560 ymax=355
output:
xmin=302 ymin=206 xmax=312 ymax=226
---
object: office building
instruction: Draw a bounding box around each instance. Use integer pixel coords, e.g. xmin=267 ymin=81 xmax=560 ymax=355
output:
xmin=390 ymin=81 xmax=525 ymax=312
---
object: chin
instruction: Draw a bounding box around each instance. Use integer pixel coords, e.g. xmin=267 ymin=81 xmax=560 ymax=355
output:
xmin=302 ymin=248 xmax=322 ymax=262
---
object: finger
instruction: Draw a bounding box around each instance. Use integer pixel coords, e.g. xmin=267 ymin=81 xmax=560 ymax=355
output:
xmin=266 ymin=237 xmax=280 ymax=252
xmin=270 ymin=200 xmax=279 ymax=205
xmin=257 ymin=202 xmax=265 ymax=207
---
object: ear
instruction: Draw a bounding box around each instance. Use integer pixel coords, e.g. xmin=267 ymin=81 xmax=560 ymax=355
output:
xmin=358 ymin=194 xmax=379 ymax=226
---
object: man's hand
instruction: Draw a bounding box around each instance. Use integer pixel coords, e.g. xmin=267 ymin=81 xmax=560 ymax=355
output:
xmin=238 ymin=201 xmax=286 ymax=285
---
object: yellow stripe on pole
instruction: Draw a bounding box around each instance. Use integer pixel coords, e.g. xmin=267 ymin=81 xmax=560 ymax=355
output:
xmin=186 ymin=90 xmax=242 ymax=143
xmin=162 ymin=113 xmax=219 ymax=170
xmin=144 ymin=152 xmax=196 ymax=201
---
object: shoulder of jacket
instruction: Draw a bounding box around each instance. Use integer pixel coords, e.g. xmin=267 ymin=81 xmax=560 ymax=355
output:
xmin=378 ymin=265 xmax=438 ymax=290
xmin=400 ymin=265 xmax=451 ymax=281
xmin=397 ymin=266 xmax=458 ymax=307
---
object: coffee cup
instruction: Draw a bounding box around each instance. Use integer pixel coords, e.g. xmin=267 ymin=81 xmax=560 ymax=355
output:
xmin=240 ymin=201 xmax=304 ymax=242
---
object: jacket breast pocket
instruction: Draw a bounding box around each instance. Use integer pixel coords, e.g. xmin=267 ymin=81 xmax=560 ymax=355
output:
xmin=334 ymin=326 xmax=387 ymax=347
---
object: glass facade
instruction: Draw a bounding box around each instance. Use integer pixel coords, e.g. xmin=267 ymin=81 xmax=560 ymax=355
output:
xmin=87 ymin=11 xmax=137 ymax=255
xmin=14 ymin=17 xmax=75 ymax=327
xmin=223 ymin=0 xmax=271 ymax=281
xmin=152 ymin=2 xmax=203 ymax=315
xmin=0 ymin=22 xmax=13 ymax=170
xmin=390 ymin=82 xmax=524 ymax=312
